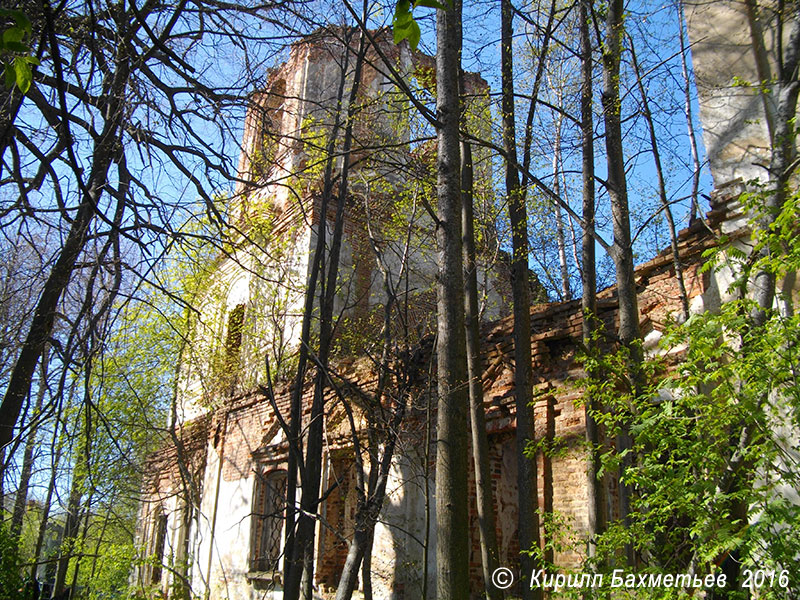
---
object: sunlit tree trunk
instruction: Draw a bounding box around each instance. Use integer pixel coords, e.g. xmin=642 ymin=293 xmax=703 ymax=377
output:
xmin=677 ymin=0 xmax=702 ymax=224
xmin=551 ymin=107 xmax=571 ymax=301
xmin=434 ymin=0 xmax=470 ymax=597
xmin=579 ymin=0 xmax=604 ymax=557
xmin=629 ymin=41 xmax=690 ymax=320
xmin=11 ymin=351 xmax=48 ymax=538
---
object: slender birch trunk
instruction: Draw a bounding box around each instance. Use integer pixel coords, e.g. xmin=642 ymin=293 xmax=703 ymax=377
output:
xmin=501 ymin=0 xmax=542 ymax=595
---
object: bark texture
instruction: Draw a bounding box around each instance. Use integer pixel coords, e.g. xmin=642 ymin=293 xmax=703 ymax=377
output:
xmin=434 ymin=2 xmax=470 ymax=598
xmin=579 ymin=0 xmax=604 ymax=555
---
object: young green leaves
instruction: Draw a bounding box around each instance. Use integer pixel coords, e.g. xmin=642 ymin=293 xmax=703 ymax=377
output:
xmin=392 ymin=0 xmax=447 ymax=51
xmin=1 ymin=9 xmax=39 ymax=94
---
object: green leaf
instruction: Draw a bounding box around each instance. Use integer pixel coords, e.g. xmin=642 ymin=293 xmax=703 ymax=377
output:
xmin=392 ymin=10 xmax=421 ymax=50
xmin=4 ymin=64 xmax=15 ymax=89
xmin=413 ymin=0 xmax=446 ymax=9
xmin=0 ymin=9 xmax=32 ymax=32
xmin=406 ymin=19 xmax=420 ymax=50
xmin=394 ymin=0 xmax=411 ymax=18
xmin=4 ymin=41 xmax=28 ymax=53
xmin=13 ymin=56 xmax=32 ymax=93
xmin=392 ymin=0 xmax=423 ymax=50
xmin=392 ymin=12 xmax=412 ymax=43
xmin=3 ymin=27 xmax=24 ymax=45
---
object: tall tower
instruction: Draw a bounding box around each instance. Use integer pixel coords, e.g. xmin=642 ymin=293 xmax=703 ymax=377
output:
xmin=174 ymin=29 xmax=506 ymax=423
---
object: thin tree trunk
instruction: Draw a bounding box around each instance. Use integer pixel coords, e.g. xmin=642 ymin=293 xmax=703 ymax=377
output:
xmin=0 ymin=2 xmax=132 ymax=458
xmin=677 ymin=0 xmax=702 ymax=224
xmin=361 ymin=533 xmax=373 ymax=600
xmin=520 ymin=0 xmax=558 ymax=200
xmin=287 ymin=27 xmax=367 ymax=600
xmin=501 ymin=0 xmax=542 ymax=596
xmin=67 ymin=488 xmax=94 ymax=599
xmin=334 ymin=393 xmax=407 ymax=600
xmin=434 ymin=0 xmax=470 ymax=598
xmin=752 ymin=10 xmax=800 ymax=325
xmin=552 ymin=108 xmax=571 ymax=301
xmin=579 ymin=0 xmax=604 ymax=557
xmin=630 ymin=41 xmax=690 ymax=320
xmin=53 ymin=435 xmax=88 ymax=595
xmin=11 ymin=350 xmax=48 ymax=538
xmin=86 ymin=499 xmax=114 ymax=598
xmin=744 ymin=0 xmax=777 ymax=142
xmin=462 ymin=128 xmax=503 ymax=600
xmin=601 ymin=0 xmax=640 ymax=564
xmin=422 ymin=377 xmax=432 ymax=600
xmin=335 ymin=201 xmax=411 ymax=600
xmin=282 ymin=30 xmax=356 ymax=596
xmin=203 ymin=410 xmax=228 ymax=600
xmin=30 ymin=384 xmax=70 ymax=583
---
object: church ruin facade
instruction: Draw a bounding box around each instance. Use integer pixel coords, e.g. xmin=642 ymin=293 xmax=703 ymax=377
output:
xmin=134 ymin=4 xmax=795 ymax=598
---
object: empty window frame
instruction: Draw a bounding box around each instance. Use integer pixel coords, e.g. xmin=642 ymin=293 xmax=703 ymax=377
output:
xmin=250 ymin=469 xmax=287 ymax=572
xmin=225 ymin=303 xmax=246 ymax=363
xmin=151 ymin=512 xmax=168 ymax=584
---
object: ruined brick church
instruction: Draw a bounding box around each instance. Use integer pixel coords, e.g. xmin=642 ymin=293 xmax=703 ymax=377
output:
xmin=135 ymin=3 xmax=783 ymax=598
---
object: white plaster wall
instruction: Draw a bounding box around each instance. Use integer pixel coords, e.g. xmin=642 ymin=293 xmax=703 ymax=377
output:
xmin=191 ymin=440 xmax=263 ymax=600
xmin=685 ymin=0 xmax=798 ymax=187
xmin=372 ymin=449 xmax=437 ymax=600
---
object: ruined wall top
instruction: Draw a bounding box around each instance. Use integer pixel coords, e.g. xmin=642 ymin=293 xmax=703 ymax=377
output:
xmin=234 ymin=28 xmax=417 ymax=221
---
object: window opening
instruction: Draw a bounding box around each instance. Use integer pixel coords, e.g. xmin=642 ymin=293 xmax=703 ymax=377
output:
xmin=225 ymin=303 xmax=246 ymax=364
xmin=250 ymin=470 xmax=287 ymax=572
xmin=151 ymin=512 xmax=168 ymax=583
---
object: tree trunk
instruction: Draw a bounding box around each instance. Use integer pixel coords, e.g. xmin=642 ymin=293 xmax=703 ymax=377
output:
xmin=53 ymin=434 xmax=88 ymax=596
xmin=629 ymin=41 xmax=690 ymax=320
xmin=282 ymin=31 xmax=356 ymax=597
xmin=11 ymin=351 xmax=48 ymax=538
xmin=67 ymin=488 xmax=94 ymax=599
xmin=0 ymin=3 xmax=132 ymax=457
xmin=520 ymin=0 xmax=558 ymax=200
xmin=552 ymin=108 xmax=571 ymax=301
xmin=579 ymin=0 xmax=605 ymax=556
xmin=434 ymin=1 xmax=470 ymax=598
xmin=677 ymin=0 xmax=702 ymax=224
xmin=752 ymin=10 xmax=800 ymax=325
xmin=286 ymin=27 xmax=367 ymax=600
xmin=462 ymin=132 xmax=503 ymax=600
xmin=501 ymin=0 xmax=542 ymax=596
xmin=601 ymin=0 xmax=640 ymax=563
xmin=30 ymin=382 xmax=70 ymax=583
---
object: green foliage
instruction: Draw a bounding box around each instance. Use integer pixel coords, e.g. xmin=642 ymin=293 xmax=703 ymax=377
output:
xmin=0 ymin=9 xmax=39 ymax=93
xmin=391 ymin=0 xmax=446 ymax=50
xmin=0 ymin=522 xmax=23 ymax=600
xmin=574 ymin=187 xmax=800 ymax=598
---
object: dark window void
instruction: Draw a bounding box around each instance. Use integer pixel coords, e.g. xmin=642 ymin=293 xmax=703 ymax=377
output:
xmin=225 ymin=304 xmax=245 ymax=363
xmin=151 ymin=512 xmax=168 ymax=584
xmin=250 ymin=470 xmax=287 ymax=572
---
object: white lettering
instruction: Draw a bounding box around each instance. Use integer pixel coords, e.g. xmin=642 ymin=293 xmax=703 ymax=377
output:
xmin=530 ymin=569 xmax=542 ymax=588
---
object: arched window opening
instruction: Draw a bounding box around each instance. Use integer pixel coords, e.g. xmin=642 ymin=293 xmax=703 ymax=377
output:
xmin=151 ymin=512 xmax=168 ymax=584
xmin=225 ymin=303 xmax=246 ymax=365
xmin=250 ymin=469 xmax=287 ymax=572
